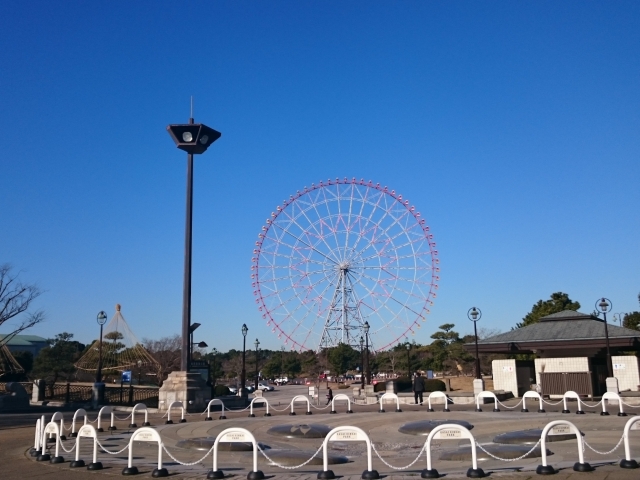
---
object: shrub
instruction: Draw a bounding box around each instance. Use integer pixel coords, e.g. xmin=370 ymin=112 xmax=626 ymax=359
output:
xmin=337 ymin=384 xmax=350 ymax=389
xmin=424 ymin=379 xmax=446 ymax=392
xmin=214 ymin=385 xmax=231 ymax=396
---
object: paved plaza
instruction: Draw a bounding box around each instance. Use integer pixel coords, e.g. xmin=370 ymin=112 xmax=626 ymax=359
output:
xmin=4 ymin=396 xmax=640 ymax=480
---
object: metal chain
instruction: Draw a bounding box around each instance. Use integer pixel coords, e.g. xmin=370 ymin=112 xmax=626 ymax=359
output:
xmin=497 ymin=399 xmax=523 ymax=409
xmin=541 ymin=398 xmax=564 ymax=406
xmin=96 ymin=438 xmax=130 ymax=455
xmin=87 ymin=417 xmax=99 ymax=423
xmin=162 ymin=443 xmax=214 ymax=466
xmin=257 ymin=443 xmax=324 ymax=470
xmin=58 ymin=438 xmax=77 ymax=454
xmin=583 ymin=435 xmax=625 ymax=455
xmin=311 ymin=404 xmax=333 ymax=411
xmin=114 ymin=413 xmax=132 ymax=421
xmin=475 ymin=439 xmax=541 ymax=462
xmin=580 ymin=400 xmax=602 ymax=408
xmin=620 ymin=400 xmax=640 ymax=408
xmin=371 ymin=442 xmax=426 ymax=470
xmin=269 ymin=404 xmax=292 ymax=412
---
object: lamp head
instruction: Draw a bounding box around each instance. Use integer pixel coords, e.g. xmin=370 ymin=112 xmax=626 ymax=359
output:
xmin=97 ymin=311 xmax=108 ymax=325
xmin=242 ymin=324 xmax=248 ymax=337
xmin=189 ymin=322 xmax=201 ymax=333
xmin=363 ymin=321 xmax=370 ymax=334
xmin=197 ymin=341 xmax=208 ymax=348
xmin=598 ymin=298 xmax=610 ymax=313
xmin=254 ymin=338 xmax=260 ymax=349
xmin=360 ymin=336 xmax=364 ymax=347
xmin=166 ymin=123 xmax=221 ymax=154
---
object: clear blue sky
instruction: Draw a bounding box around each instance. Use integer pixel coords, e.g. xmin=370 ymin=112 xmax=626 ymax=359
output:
xmin=1 ymin=1 xmax=638 ymax=351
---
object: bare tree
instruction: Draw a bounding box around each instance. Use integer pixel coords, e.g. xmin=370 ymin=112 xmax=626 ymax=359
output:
xmin=0 ymin=264 xmax=45 ymax=345
xmin=142 ymin=335 xmax=181 ymax=387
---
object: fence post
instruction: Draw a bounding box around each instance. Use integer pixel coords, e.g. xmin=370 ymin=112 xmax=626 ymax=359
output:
xmin=128 ymin=384 xmax=134 ymax=406
xmin=65 ymin=382 xmax=71 ymax=404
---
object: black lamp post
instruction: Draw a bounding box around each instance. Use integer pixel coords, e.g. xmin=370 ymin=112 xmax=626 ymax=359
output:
xmin=254 ymin=338 xmax=260 ymax=390
xmin=364 ymin=321 xmax=371 ymax=385
xmin=405 ymin=342 xmax=411 ymax=378
xmin=96 ymin=311 xmax=107 ymax=383
xmin=241 ymin=324 xmax=248 ymax=390
xmin=360 ymin=336 xmax=365 ymax=388
xmin=167 ymin=116 xmax=221 ymax=372
xmin=188 ymin=322 xmax=201 ymax=369
xmin=596 ymin=298 xmax=613 ymax=377
xmin=137 ymin=360 xmax=142 ymax=385
xmin=468 ymin=307 xmax=482 ymax=380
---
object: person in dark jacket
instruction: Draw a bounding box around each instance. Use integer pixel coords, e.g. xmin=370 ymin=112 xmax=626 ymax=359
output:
xmin=412 ymin=372 xmax=425 ymax=405
xmin=326 ymin=387 xmax=333 ymax=405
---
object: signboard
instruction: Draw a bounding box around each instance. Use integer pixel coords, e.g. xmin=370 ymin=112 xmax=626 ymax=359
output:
xmin=122 ymin=371 xmax=132 ymax=383
xmin=308 ymin=386 xmax=315 ymax=396
xmin=502 ymin=366 xmax=514 ymax=372
xmin=220 ymin=431 xmax=248 ymax=442
xmin=329 ymin=429 xmax=368 ymax=442
xmin=434 ymin=428 xmax=462 ymax=439
xmin=132 ymin=430 xmax=158 ymax=442
xmin=550 ymin=425 xmax=570 ymax=436
xmin=614 ymin=363 xmax=626 ymax=370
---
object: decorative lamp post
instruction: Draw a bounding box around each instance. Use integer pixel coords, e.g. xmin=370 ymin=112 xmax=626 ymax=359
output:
xmin=188 ymin=322 xmax=201 ymax=367
xmin=405 ymin=342 xmax=411 ymax=378
xmin=360 ymin=336 xmax=365 ymax=388
xmin=137 ymin=360 xmax=142 ymax=385
xmin=167 ymin=115 xmax=221 ymax=372
xmin=364 ymin=321 xmax=371 ymax=385
xmin=468 ymin=307 xmax=482 ymax=380
xmin=596 ymin=298 xmax=613 ymax=377
xmin=96 ymin=311 xmax=107 ymax=383
xmin=254 ymin=338 xmax=260 ymax=390
xmin=241 ymin=324 xmax=248 ymax=390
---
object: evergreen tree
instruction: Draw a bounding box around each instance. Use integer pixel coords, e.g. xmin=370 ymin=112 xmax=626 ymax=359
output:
xmin=516 ymin=292 xmax=580 ymax=328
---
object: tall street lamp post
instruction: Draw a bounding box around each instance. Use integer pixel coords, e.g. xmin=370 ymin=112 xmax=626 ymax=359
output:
xmin=188 ymin=322 xmax=201 ymax=369
xmin=405 ymin=342 xmax=411 ymax=378
xmin=468 ymin=307 xmax=482 ymax=380
xmin=95 ymin=311 xmax=107 ymax=383
xmin=254 ymin=338 xmax=260 ymax=390
xmin=241 ymin=324 xmax=248 ymax=390
xmin=364 ymin=321 xmax=371 ymax=385
xmin=167 ymin=117 xmax=221 ymax=372
xmin=596 ymin=298 xmax=613 ymax=377
xmin=360 ymin=336 xmax=365 ymax=389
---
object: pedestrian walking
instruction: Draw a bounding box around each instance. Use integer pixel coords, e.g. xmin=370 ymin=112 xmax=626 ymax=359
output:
xmin=326 ymin=387 xmax=333 ymax=405
xmin=412 ymin=372 xmax=425 ymax=405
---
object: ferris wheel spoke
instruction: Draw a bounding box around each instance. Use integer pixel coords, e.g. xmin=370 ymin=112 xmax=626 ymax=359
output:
xmin=317 ymin=185 xmax=345 ymax=261
xmin=278 ymin=202 xmax=342 ymax=263
xmin=351 ymin=207 xmax=413 ymax=260
xmin=270 ymin=274 xmax=336 ymax=330
xmin=271 ymin=222 xmax=339 ymax=265
xmin=348 ymin=188 xmax=389 ymax=255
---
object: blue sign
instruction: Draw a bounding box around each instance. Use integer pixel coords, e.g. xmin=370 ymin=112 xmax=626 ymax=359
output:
xmin=122 ymin=370 xmax=132 ymax=383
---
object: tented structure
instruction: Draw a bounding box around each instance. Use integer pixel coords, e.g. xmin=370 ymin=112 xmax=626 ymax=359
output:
xmin=75 ymin=304 xmax=158 ymax=373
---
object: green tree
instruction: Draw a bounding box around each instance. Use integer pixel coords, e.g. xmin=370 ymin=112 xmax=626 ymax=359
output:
xmin=327 ymin=343 xmax=359 ymax=376
xmin=622 ymin=293 xmax=640 ymax=331
xmin=0 ymin=264 xmax=45 ymax=344
xmin=33 ymin=333 xmax=84 ymax=394
xmin=516 ymin=292 xmax=580 ymax=328
xmin=429 ymin=324 xmax=473 ymax=372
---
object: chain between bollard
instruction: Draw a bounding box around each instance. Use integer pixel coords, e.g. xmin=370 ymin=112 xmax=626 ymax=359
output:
xmin=371 ymin=442 xmax=426 ymax=470
xmin=580 ymin=400 xmax=602 ymax=408
xmin=620 ymin=400 xmax=640 ymax=408
xmin=162 ymin=443 xmax=215 ymax=466
xmin=497 ymin=398 xmax=523 ymax=409
xmin=541 ymin=398 xmax=564 ymax=406
xmin=583 ymin=435 xmax=625 ymax=455
xmin=114 ymin=413 xmax=133 ymax=421
xmin=257 ymin=443 xmax=324 ymax=470
xmin=95 ymin=438 xmax=131 ymax=455
xmin=58 ymin=438 xmax=77 ymax=454
xmin=474 ymin=439 xmax=541 ymax=462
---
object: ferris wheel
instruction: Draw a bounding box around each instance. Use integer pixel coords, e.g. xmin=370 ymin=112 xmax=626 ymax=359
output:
xmin=251 ymin=178 xmax=439 ymax=352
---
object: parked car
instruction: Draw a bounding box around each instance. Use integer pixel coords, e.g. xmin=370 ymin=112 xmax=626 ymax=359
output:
xmin=258 ymin=382 xmax=274 ymax=391
xmin=227 ymin=386 xmax=238 ymax=394
xmin=274 ymin=376 xmax=289 ymax=385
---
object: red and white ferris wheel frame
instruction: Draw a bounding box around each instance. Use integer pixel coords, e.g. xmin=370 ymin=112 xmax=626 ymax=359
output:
xmin=251 ymin=177 xmax=440 ymax=351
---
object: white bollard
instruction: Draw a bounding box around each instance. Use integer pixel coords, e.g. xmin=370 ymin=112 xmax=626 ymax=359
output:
xmin=475 ymin=391 xmax=499 ymax=412
xmin=70 ymin=424 xmax=102 ymax=470
xmin=379 ymin=393 xmax=402 ymax=413
xmin=39 ymin=421 xmax=64 ymax=463
xmin=206 ymin=399 xmax=227 ymax=420
xmin=130 ymin=403 xmax=149 ymax=428
xmin=249 ymin=397 xmax=270 ymax=417
xmin=427 ymin=391 xmax=451 ymax=412
xmin=601 ymin=392 xmax=626 ymax=417
xmin=522 ymin=391 xmax=545 ymax=413
xmin=562 ymin=391 xmax=584 ymax=414
xmin=319 ymin=426 xmax=378 ymax=479
xmin=166 ymin=401 xmax=185 ymax=424
xmin=330 ymin=393 xmax=353 ymax=414
xmin=122 ymin=427 xmax=167 ymax=477
xmin=96 ymin=406 xmax=115 ymax=432
xmin=422 ymin=423 xmax=484 ymax=478
xmin=70 ymin=408 xmax=88 ymax=438
xmin=208 ymin=427 xmax=264 ymax=479
xmin=620 ymin=416 xmax=640 ymax=469
xmin=537 ymin=420 xmax=592 ymax=474
xmin=289 ymin=395 xmax=312 ymax=416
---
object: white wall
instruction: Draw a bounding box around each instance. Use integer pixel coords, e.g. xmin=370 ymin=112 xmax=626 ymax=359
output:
xmin=492 ymin=359 xmax=518 ymax=397
xmin=613 ymin=355 xmax=640 ymax=392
